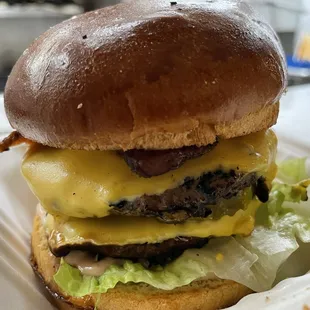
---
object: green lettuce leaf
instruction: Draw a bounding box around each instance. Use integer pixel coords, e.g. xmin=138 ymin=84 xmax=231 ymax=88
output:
xmin=54 ymin=158 xmax=310 ymax=297
xmin=277 ymin=158 xmax=308 ymax=184
xmin=55 ymin=238 xmax=259 ymax=297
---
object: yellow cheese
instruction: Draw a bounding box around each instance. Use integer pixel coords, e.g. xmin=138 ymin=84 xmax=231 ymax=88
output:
xmin=44 ymin=199 xmax=260 ymax=248
xmin=22 ymin=130 xmax=277 ymax=218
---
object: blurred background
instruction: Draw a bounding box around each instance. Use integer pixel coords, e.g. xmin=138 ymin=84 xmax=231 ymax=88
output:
xmin=0 ymin=0 xmax=310 ymax=92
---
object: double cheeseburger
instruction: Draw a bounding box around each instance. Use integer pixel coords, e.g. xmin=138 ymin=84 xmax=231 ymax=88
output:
xmin=1 ymin=0 xmax=287 ymax=309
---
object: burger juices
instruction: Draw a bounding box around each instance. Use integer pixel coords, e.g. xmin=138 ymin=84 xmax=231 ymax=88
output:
xmin=0 ymin=0 xmax=294 ymax=309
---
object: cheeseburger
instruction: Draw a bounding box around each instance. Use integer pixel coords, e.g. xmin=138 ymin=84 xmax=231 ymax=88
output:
xmin=0 ymin=0 xmax=287 ymax=309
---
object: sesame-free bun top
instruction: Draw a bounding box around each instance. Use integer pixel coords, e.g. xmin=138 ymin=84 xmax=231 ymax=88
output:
xmin=5 ymin=0 xmax=287 ymax=150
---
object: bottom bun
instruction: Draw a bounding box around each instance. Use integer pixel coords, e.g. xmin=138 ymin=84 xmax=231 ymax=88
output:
xmin=31 ymin=214 xmax=252 ymax=310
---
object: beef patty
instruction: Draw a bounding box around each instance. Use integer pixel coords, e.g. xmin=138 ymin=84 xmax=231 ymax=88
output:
xmin=111 ymin=170 xmax=269 ymax=223
xmin=119 ymin=142 xmax=218 ymax=178
xmin=50 ymin=236 xmax=208 ymax=265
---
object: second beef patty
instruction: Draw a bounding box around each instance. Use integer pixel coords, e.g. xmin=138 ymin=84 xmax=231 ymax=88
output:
xmin=110 ymin=170 xmax=269 ymax=224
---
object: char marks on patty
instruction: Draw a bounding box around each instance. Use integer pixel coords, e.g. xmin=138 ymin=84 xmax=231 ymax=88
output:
xmin=50 ymin=236 xmax=208 ymax=265
xmin=111 ymin=171 xmax=269 ymax=223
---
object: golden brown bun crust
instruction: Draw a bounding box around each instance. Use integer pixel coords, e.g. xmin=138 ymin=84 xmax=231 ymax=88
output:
xmin=5 ymin=0 xmax=286 ymax=150
xmin=31 ymin=213 xmax=252 ymax=310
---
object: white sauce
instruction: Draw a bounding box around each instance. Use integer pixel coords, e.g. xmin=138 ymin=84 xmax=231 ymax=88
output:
xmin=64 ymin=251 xmax=124 ymax=277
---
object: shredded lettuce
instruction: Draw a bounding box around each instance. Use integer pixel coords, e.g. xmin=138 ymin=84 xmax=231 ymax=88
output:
xmin=54 ymin=158 xmax=310 ymax=297
xmin=277 ymin=157 xmax=308 ymax=184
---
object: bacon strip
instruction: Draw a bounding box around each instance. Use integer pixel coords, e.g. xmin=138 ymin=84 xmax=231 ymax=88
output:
xmin=0 ymin=131 xmax=31 ymax=153
xmin=119 ymin=141 xmax=218 ymax=178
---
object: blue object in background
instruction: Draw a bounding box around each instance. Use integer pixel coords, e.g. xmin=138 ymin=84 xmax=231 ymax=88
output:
xmin=286 ymin=55 xmax=310 ymax=81
xmin=287 ymin=55 xmax=310 ymax=69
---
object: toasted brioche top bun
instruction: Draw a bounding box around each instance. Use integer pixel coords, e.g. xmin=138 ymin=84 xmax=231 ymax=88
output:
xmin=5 ymin=0 xmax=286 ymax=150
xmin=31 ymin=213 xmax=252 ymax=310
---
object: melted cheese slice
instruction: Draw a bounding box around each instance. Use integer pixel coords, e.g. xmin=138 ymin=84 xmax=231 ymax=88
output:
xmin=44 ymin=200 xmax=260 ymax=248
xmin=23 ymin=130 xmax=277 ymax=218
